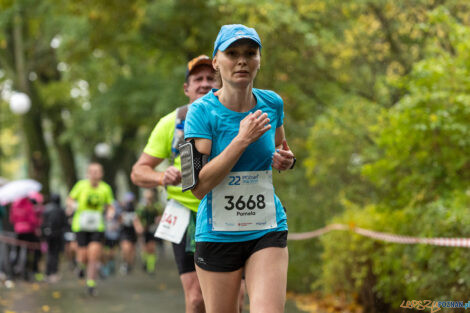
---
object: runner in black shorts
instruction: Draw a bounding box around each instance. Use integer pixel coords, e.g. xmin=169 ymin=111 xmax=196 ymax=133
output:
xmin=67 ymin=163 xmax=115 ymax=296
xmin=137 ymin=189 xmax=161 ymax=274
xmin=102 ymin=200 xmax=121 ymax=277
xmin=119 ymin=192 xmax=142 ymax=275
xmin=184 ymin=25 xmax=295 ymax=313
xmin=76 ymin=231 xmax=104 ymax=247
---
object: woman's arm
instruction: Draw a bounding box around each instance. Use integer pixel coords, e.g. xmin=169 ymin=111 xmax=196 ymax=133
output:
xmin=272 ymin=126 xmax=295 ymax=171
xmin=275 ymin=125 xmax=286 ymax=148
xmin=190 ymin=110 xmax=271 ymax=200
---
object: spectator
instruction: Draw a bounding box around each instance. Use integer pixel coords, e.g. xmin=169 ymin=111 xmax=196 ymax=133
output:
xmin=0 ymin=203 xmax=6 ymax=280
xmin=41 ymin=194 xmax=67 ymax=283
xmin=0 ymin=203 xmax=5 ymax=232
xmin=9 ymin=197 xmax=41 ymax=281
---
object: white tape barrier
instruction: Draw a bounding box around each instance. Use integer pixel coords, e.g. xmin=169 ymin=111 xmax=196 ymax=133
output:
xmin=288 ymin=224 xmax=470 ymax=248
xmin=0 ymin=234 xmax=41 ymax=250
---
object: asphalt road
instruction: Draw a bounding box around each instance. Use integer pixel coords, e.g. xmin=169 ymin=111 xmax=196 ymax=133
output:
xmin=0 ymin=243 xmax=307 ymax=313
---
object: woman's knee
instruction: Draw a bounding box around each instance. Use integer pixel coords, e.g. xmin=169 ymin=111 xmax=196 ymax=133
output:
xmin=249 ymin=297 xmax=284 ymax=313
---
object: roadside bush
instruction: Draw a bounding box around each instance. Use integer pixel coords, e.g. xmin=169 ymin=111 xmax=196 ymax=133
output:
xmin=320 ymin=194 xmax=470 ymax=313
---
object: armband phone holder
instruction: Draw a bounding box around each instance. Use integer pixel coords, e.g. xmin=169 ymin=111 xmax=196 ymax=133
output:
xmin=180 ymin=139 xmax=209 ymax=192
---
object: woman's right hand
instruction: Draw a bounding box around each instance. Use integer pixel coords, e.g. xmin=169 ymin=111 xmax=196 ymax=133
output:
xmin=236 ymin=110 xmax=271 ymax=146
xmin=191 ymin=111 xmax=270 ymax=200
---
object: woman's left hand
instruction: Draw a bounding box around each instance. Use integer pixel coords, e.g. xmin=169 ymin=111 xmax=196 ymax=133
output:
xmin=272 ymin=139 xmax=295 ymax=171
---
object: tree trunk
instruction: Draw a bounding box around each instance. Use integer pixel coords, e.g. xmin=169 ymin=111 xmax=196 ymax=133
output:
xmin=119 ymin=127 xmax=139 ymax=199
xmin=13 ymin=11 xmax=51 ymax=197
xmin=96 ymin=157 xmax=119 ymax=198
xmin=48 ymin=108 xmax=78 ymax=190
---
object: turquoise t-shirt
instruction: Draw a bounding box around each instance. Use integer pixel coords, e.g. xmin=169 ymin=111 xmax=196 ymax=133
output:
xmin=184 ymin=88 xmax=288 ymax=243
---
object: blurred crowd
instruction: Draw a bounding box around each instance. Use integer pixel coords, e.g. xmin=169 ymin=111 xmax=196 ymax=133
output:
xmin=0 ymin=188 xmax=163 ymax=286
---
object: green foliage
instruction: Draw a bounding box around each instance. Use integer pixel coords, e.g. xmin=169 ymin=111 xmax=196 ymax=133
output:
xmin=1 ymin=1 xmax=470 ymax=309
xmin=321 ymin=195 xmax=470 ymax=311
xmin=362 ymin=7 xmax=470 ymax=208
xmin=305 ymin=96 xmax=382 ymax=213
xmin=316 ymin=7 xmax=470 ymax=311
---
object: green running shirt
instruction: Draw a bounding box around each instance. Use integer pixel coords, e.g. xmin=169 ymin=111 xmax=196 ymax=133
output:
xmin=143 ymin=109 xmax=200 ymax=212
xmin=69 ymin=179 xmax=114 ymax=232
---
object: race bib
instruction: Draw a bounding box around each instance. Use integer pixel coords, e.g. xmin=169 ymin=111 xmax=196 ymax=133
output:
xmin=121 ymin=212 xmax=135 ymax=227
xmin=154 ymin=199 xmax=190 ymax=244
xmin=79 ymin=210 xmax=103 ymax=232
xmin=211 ymin=170 xmax=277 ymax=231
xmin=64 ymin=232 xmax=76 ymax=241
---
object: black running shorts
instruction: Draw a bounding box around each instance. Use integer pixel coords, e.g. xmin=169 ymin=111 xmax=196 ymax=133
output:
xmin=120 ymin=227 xmax=137 ymax=243
xmin=104 ymin=238 xmax=119 ymax=248
xmin=194 ymin=231 xmax=287 ymax=272
xmin=144 ymin=232 xmax=158 ymax=243
xmin=172 ymin=229 xmax=196 ymax=275
xmin=76 ymin=231 xmax=104 ymax=247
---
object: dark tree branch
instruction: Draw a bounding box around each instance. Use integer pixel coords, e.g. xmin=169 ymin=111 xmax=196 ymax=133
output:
xmin=369 ymin=4 xmax=412 ymax=73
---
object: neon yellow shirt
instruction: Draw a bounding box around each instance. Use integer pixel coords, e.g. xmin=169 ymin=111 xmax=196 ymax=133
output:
xmin=143 ymin=109 xmax=200 ymax=212
xmin=69 ymin=179 xmax=114 ymax=232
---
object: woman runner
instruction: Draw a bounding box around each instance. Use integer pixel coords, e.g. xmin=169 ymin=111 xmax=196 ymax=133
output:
xmin=184 ymin=24 xmax=296 ymax=313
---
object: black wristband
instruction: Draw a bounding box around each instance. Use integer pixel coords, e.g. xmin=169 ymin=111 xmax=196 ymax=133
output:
xmin=289 ymin=157 xmax=296 ymax=170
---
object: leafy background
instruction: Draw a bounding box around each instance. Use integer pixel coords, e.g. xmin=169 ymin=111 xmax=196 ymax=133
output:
xmin=1 ymin=1 xmax=470 ymax=311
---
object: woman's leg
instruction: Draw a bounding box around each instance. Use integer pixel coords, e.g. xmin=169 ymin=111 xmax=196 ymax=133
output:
xmin=238 ymin=279 xmax=246 ymax=313
xmin=196 ymin=265 xmax=243 ymax=313
xmin=245 ymin=247 xmax=288 ymax=313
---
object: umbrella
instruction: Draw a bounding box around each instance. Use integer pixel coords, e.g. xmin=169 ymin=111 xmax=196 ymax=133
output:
xmin=0 ymin=179 xmax=42 ymax=204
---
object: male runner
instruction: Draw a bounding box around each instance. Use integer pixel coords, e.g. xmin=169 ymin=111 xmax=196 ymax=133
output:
xmin=137 ymin=188 xmax=161 ymax=274
xmin=67 ymin=162 xmax=114 ymax=296
xmin=131 ymin=55 xmax=216 ymax=313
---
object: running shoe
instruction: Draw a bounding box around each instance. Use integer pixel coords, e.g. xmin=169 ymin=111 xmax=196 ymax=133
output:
xmin=77 ymin=268 xmax=85 ymax=279
xmin=87 ymin=286 xmax=98 ymax=297
xmin=86 ymin=279 xmax=97 ymax=296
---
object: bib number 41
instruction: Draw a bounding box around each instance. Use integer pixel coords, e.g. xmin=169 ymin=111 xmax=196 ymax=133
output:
xmin=161 ymin=212 xmax=178 ymax=226
xmin=224 ymin=195 xmax=266 ymax=210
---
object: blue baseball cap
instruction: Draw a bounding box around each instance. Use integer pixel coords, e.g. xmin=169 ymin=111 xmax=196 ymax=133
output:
xmin=212 ymin=24 xmax=262 ymax=58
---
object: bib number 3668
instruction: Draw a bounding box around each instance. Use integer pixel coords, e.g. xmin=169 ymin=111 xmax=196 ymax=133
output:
xmin=212 ymin=170 xmax=277 ymax=231
xmin=224 ymin=194 xmax=266 ymax=210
